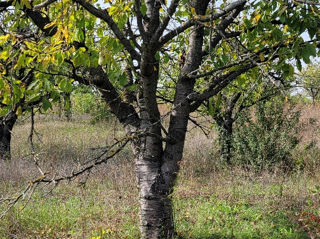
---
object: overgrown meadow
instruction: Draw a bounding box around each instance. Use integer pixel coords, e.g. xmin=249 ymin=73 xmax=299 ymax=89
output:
xmin=1 ymin=99 xmax=320 ymax=238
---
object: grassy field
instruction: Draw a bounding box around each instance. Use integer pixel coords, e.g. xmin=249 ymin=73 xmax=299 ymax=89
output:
xmin=0 ymin=112 xmax=320 ymax=238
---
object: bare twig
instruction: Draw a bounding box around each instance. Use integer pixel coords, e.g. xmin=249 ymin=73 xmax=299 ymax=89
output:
xmin=0 ymin=135 xmax=131 ymax=219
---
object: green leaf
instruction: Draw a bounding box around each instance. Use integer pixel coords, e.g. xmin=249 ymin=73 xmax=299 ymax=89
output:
xmin=12 ymin=84 xmax=22 ymax=102
xmin=0 ymin=107 xmax=9 ymax=117
xmin=127 ymin=84 xmax=138 ymax=91
xmin=42 ymin=98 xmax=52 ymax=111
xmin=119 ymin=73 xmax=127 ymax=87
xmin=76 ymin=29 xmax=85 ymax=42
xmin=59 ymin=79 xmax=73 ymax=93
xmin=64 ymin=96 xmax=70 ymax=110
xmin=208 ymin=97 xmax=214 ymax=116
xmin=301 ymin=43 xmax=316 ymax=64
xmin=305 ymin=43 xmax=316 ymax=57
xmin=27 ymin=79 xmax=40 ymax=90
xmin=27 ymin=93 xmax=41 ymax=103
xmin=97 ymin=27 xmax=103 ymax=38
xmin=140 ymin=3 xmax=147 ymax=15
xmin=296 ymin=59 xmax=302 ymax=72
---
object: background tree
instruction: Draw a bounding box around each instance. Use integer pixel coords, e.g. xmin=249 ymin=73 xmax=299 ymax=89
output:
xmin=208 ymin=72 xmax=291 ymax=164
xmin=0 ymin=10 xmax=71 ymax=159
xmin=297 ymin=62 xmax=320 ymax=104
xmin=1 ymin=0 xmax=320 ymax=238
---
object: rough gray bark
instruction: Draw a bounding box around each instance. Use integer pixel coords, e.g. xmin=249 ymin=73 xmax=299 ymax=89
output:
xmin=0 ymin=112 xmax=17 ymax=160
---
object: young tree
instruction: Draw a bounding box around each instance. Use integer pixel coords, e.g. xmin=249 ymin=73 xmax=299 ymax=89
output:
xmin=209 ymin=74 xmax=288 ymax=164
xmin=1 ymin=0 xmax=320 ymax=237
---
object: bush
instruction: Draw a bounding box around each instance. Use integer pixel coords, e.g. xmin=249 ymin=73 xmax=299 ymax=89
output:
xmin=232 ymin=98 xmax=300 ymax=171
xmin=71 ymin=86 xmax=110 ymax=122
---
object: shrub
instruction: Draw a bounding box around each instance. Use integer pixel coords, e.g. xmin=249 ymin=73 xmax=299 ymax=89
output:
xmin=232 ymin=98 xmax=300 ymax=171
xmin=71 ymin=86 xmax=110 ymax=122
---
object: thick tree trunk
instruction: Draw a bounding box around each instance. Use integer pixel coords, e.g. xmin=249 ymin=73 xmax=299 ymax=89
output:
xmin=135 ymin=48 xmax=174 ymax=237
xmin=134 ymin=148 xmax=174 ymax=238
xmin=131 ymin=102 xmax=174 ymax=238
xmin=0 ymin=112 xmax=17 ymax=160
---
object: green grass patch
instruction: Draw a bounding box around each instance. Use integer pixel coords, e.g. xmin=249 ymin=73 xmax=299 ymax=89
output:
xmin=174 ymin=195 xmax=307 ymax=239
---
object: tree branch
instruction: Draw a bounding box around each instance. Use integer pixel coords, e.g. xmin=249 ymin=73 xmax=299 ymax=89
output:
xmin=25 ymin=9 xmax=57 ymax=36
xmin=73 ymin=0 xmax=141 ymax=61
xmin=67 ymin=62 xmax=141 ymax=128
xmin=189 ymin=63 xmax=256 ymax=112
xmin=158 ymin=19 xmax=195 ymax=46
xmin=152 ymin=0 xmax=180 ymax=42
xmin=293 ymin=0 xmax=320 ymax=5
xmin=134 ymin=0 xmax=146 ymax=40
xmin=158 ymin=0 xmax=247 ymax=46
xmin=209 ymin=2 xmax=245 ymax=50
xmin=33 ymin=0 xmax=57 ymax=10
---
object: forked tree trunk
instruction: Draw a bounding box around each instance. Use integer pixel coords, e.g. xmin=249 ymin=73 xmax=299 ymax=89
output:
xmin=135 ymin=1 xmax=210 ymax=237
xmin=0 ymin=112 xmax=17 ymax=160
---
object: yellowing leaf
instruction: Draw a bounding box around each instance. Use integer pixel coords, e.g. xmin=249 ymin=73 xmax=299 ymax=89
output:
xmin=2 ymin=95 xmax=12 ymax=105
xmin=254 ymin=14 xmax=261 ymax=23
xmin=190 ymin=7 xmax=196 ymax=16
xmin=24 ymin=40 xmax=35 ymax=50
xmin=21 ymin=0 xmax=31 ymax=9
xmin=16 ymin=106 xmax=22 ymax=115
xmin=259 ymin=53 xmax=265 ymax=62
xmin=108 ymin=6 xmax=118 ymax=15
xmin=98 ymin=52 xmax=104 ymax=65
xmin=124 ymin=4 xmax=130 ymax=11
xmin=0 ymin=34 xmax=10 ymax=44
xmin=0 ymin=50 xmax=9 ymax=60
xmin=44 ymin=19 xmax=57 ymax=29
